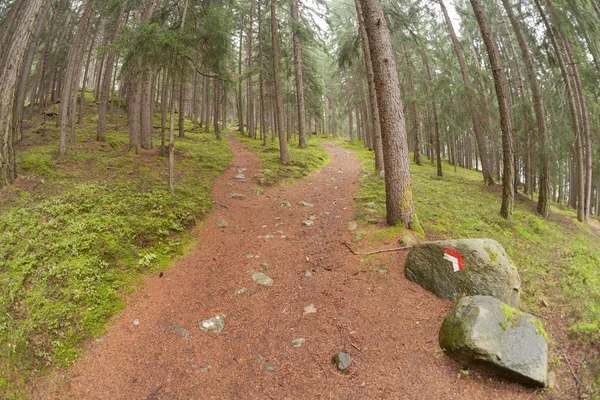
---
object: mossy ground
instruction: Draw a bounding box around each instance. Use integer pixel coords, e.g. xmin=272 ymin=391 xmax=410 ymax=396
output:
xmin=234 ymin=132 xmax=330 ymax=186
xmin=341 ymin=140 xmax=600 ymax=393
xmin=0 ymin=92 xmax=232 ymax=397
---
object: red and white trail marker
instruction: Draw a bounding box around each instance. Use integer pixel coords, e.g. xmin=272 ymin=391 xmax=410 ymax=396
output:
xmin=443 ymin=248 xmax=464 ymax=272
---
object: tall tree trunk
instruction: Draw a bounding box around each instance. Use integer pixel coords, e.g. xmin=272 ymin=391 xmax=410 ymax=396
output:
xmin=404 ymin=45 xmax=422 ymax=166
xmin=534 ymin=0 xmax=585 ymax=222
xmin=0 ymin=0 xmax=47 ymax=188
xmin=271 ymin=0 xmax=289 ymax=163
xmin=354 ymin=0 xmax=384 ymax=173
xmin=358 ymin=0 xmax=415 ymax=227
xmin=438 ymin=0 xmax=493 ymax=185
xmin=169 ymin=0 xmax=189 ymax=192
xmin=98 ymin=3 xmax=126 ymax=140
xmin=258 ymin=0 xmax=268 ymax=146
xmin=292 ymin=0 xmax=308 ymax=149
xmin=500 ymin=0 xmax=550 ymax=217
xmin=78 ymin=21 xmax=99 ymax=125
xmin=237 ymin=26 xmax=244 ymax=134
xmin=161 ymin=69 xmax=169 ymax=155
xmin=247 ymin=0 xmax=255 ymax=138
xmin=469 ymin=0 xmax=514 ymax=219
xmin=13 ymin=5 xmax=49 ymax=144
xmin=59 ymin=1 xmax=94 ymax=157
xmin=421 ymin=49 xmax=442 ymax=177
xmin=214 ymin=78 xmax=222 ymax=140
xmin=178 ymin=79 xmax=185 ymax=138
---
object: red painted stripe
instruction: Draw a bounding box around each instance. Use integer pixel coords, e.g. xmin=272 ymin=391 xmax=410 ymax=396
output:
xmin=444 ymin=248 xmax=464 ymax=271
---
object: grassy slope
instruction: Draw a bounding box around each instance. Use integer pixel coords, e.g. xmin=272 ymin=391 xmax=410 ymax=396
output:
xmin=0 ymin=96 xmax=233 ymax=397
xmin=341 ymin=140 xmax=600 ymax=391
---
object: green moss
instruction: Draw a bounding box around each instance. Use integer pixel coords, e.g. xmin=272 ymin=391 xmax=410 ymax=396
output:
xmin=529 ymin=319 xmax=549 ymax=342
xmin=485 ymin=247 xmax=498 ymax=264
xmin=500 ymin=303 xmax=523 ymax=328
xmin=0 ymin=113 xmax=232 ymax=397
xmin=341 ymin=139 xmax=600 ymax=351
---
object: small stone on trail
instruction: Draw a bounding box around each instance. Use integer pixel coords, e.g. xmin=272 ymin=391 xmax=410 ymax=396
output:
xmin=398 ymin=234 xmax=418 ymax=247
xmin=252 ymin=272 xmax=274 ymax=288
xmin=199 ymin=316 xmax=225 ymax=334
xmin=304 ymin=270 xmax=313 ymax=277
xmin=133 ymin=319 xmax=140 ymax=327
xmin=216 ymin=218 xmax=228 ymax=228
xmin=235 ymin=288 xmax=248 ymax=296
xmin=234 ymin=174 xmax=245 ymax=180
xmin=260 ymin=262 xmax=270 ymax=271
xmin=258 ymin=234 xmax=274 ymax=239
xmin=333 ymin=352 xmax=351 ymax=371
xmin=292 ymin=338 xmax=306 ymax=348
xmin=281 ymin=201 xmax=291 ymax=207
xmin=303 ymin=304 xmax=317 ymax=314
xmin=348 ymin=221 xmax=358 ymax=231
xmin=245 ymin=254 xmax=255 ymax=259
xmin=298 ymin=201 xmax=314 ymax=207
xmin=168 ymin=324 xmax=190 ymax=341
xmin=198 ymin=364 xmax=211 ymax=373
xmin=309 ymin=215 xmax=316 ymax=221
xmin=302 ymin=220 xmax=314 ymax=227
xmin=238 ymin=168 xmax=247 ymax=173
xmin=227 ymin=193 xmax=245 ymax=199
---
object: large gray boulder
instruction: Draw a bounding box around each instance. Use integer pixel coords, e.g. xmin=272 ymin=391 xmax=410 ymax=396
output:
xmin=405 ymin=239 xmax=520 ymax=307
xmin=439 ymin=296 xmax=548 ymax=387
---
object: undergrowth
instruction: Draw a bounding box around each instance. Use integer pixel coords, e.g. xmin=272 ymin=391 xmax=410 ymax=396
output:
xmin=0 ymin=101 xmax=232 ymax=397
xmin=235 ymin=132 xmax=330 ymax=186
xmin=341 ymin=140 xmax=600 ymax=393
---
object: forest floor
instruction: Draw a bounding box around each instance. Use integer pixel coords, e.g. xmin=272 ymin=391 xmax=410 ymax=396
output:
xmin=31 ymin=136 xmax=536 ymax=399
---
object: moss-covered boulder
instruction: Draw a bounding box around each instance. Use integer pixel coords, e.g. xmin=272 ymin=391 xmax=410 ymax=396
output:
xmin=405 ymin=239 xmax=521 ymax=307
xmin=439 ymin=296 xmax=548 ymax=387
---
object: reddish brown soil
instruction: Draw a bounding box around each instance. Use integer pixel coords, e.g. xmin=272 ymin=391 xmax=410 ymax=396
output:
xmin=33 ymin=138 xmax=532 ymax=399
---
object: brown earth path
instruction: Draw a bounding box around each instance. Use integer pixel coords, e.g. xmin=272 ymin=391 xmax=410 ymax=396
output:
xmin=34 ymin=137 xmax=531 ymax=399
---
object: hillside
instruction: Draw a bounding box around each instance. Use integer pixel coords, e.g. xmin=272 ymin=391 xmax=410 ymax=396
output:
xmin=341 ymin=140 xmax=600 ymax=397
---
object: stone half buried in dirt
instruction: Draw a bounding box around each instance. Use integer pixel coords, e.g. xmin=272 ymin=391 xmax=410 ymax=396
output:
xmin=199 ymin=316 xmax=225 ymax=334
xmin=404 ymin=239 xmax=521 ymax=307
xmin=439 ymin=296 xmax=548 ymax=388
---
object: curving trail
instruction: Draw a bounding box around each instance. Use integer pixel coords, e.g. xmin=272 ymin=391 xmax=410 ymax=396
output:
xmin=35 ymin=137 xmax=530 ymax=399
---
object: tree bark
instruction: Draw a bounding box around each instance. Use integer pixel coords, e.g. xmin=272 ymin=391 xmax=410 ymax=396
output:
xmin=354 ymin=0 xmax=384 ymax=173
xmin=13 ymin=5 xmax=49 ymax=144
xmin=0 ymin=0 xmax=47 ymax=188
xmin=534 ymin=0 xmax=585 ymax=222
xmin=358 ymin=0 xmax=415 ymax=227
xmin=258 ymin=0 xmax=268 ymax=146
xmin=292 ymin=0 xmax=308 ymax=149
xmin=469 ymin=0 xmax=514 ymax=219
xmin=59 ymin=1 xmax=94 ymax=157
xmin=237 ymin=26 xmax=244 ymax=134
xmin=271 ymin=0 xmax=289 ymax=163
xmin=438 ymin=0 xmax=493 ymax=185
xmin=500 ymin=0 xmax=550 ymax=217
xmin=214 ymin=78 xmax=222 ymax=140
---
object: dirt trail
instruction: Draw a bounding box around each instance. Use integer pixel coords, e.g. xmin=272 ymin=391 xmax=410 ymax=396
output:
xmin=35 ymin=138 xmax=531 ymax=399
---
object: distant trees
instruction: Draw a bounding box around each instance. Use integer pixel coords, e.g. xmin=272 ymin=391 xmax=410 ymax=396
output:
xmin=1 ymin=0 xmax=599 ymax=221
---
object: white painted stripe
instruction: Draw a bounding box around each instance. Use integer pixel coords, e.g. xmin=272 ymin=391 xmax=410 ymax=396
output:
xmin=443 ymin=253 xmax=460 ymax=272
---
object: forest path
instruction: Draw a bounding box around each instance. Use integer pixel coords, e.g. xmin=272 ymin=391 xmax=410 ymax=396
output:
xmin=35 ymin=137 xmax=531 ymax=399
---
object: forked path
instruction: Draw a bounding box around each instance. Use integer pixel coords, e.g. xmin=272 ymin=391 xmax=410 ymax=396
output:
xmin=36 ymin=138 xmax=530 ymax=399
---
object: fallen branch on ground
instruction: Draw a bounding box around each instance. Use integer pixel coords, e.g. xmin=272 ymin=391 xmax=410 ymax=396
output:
xmin=343 ymin=242 xmax=412 ymax=256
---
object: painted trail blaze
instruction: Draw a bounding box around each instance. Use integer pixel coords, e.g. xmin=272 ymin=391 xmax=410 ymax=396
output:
xmin=443 ymin=248 xmax=464 ymax=272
